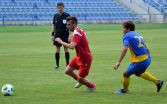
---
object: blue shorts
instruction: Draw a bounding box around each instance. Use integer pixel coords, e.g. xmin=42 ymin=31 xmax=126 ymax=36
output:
xmin=126 ymin=57 xmax=151 ymax=76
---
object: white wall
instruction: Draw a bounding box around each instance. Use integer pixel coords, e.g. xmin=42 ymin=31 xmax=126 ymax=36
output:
xmin=116 ymin=0 xmax=164 ymax=23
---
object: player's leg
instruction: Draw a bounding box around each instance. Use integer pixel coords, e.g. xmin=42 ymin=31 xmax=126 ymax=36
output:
xmin=77 ymin=76 xmax=96 ymax=92
xmin=140 ymin=72 xmax=164 ymax=92
xmin=115 ymin=72 xmax=131 ymax=94
xmin=140 ymin=71 xmax=159 ymax=85
xmin=53 ymin=39 xmax=62 ymax=69
xmin=65 ymin=66 xmax=95 ymax=90
xmin=54 ymin=33 xmax=62 ymax=69
xmin=122 ymin=72 xmax=131 ymax=91
xmin=62 ymin=32 xmax=70 ymax=66
xmin=55 ymin=46 xmax=61 ymax=69
xmin=65 ymin=66 xmax=78 ymax=80
xmin=65 ymin=66 xmax=84 ymax=88
xmin=64 ymin=46 xmax=70 ymax=66
xmin=135 ymin=58 xmax=164 ymax=92
xmin=77 ymin=61 xmax=96 ymax=92
xmin=65 ymin=57 xmax=79 ymax=80
xmin=115 ymin=63 xmax=134 ymax=94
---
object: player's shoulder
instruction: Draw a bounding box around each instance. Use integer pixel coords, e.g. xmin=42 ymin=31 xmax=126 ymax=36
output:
xmin=135 ymin=32 xmax=142 ymax=36
xmin=123 ymin=33 xmax=130 ymax=39
xmin=54 ymin=13 xmax=59 ymax=17
xmin=73 ymin=28 xmax=82 ymax=36
xmin=124 ymin=31 xmax=136 ymax=38
xmin=54 ymin=13 xmax=59 ymax=16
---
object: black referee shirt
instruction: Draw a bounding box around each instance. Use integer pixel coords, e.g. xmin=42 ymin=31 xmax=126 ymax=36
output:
xmin=53 ymin=12 xmax=70 ymax=33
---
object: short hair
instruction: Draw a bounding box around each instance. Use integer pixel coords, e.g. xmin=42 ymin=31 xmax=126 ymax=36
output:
xmin=67 ymin=16 xmax=78 ymax=24
xmin=57 ymin=2 xmax=64 ymax=7
xmin=122 ymin=21 xmax=135 ymax=31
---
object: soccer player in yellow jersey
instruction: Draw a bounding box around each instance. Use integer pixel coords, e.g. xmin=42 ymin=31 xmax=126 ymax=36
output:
xmin=114 ymin=21 xmax=164 ymax=94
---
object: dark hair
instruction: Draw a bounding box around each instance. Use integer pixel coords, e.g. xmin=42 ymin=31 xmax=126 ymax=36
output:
xmin=57 ymin=2 xmax=64 ymax=7
xmin=122 ymin=21 xmax=135 ymax=31
xmin=67 ymin=16 xmax=78 ymax=24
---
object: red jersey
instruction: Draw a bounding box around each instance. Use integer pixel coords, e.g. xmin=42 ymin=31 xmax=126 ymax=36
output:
xmin=72 ymin=27 xmax=92 ymax=62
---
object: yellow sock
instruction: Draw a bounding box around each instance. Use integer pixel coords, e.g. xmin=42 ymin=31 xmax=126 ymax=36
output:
xmin=122 ymin=76 xmax=130 ymax=91
xmin=140 ymin=72 xmax=159 ymax=84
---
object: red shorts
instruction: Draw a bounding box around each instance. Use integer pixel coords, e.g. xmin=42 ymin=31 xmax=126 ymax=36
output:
xmin=68 ymin=56 xmax=92 ymax=78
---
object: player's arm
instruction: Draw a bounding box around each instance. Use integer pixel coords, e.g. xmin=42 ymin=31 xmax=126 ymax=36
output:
xmin=52 ymin=24 xmax=56 ymax=33
xmin=51 ymin=15 xmax=56 ymax=41
xmin=55 ymin=38 xmax=76 ymax=49
xmin=114 ymin=46 xmax=128 ymax=70
xmin=61 ymin=41 xmax=76 ymax=49
xmin=142 ymin=40 xmax=150 ymax=53
xmin=143 ymin=43 xmax=150 ymax=53
xmin=50 ymin=25 xmax=55 ymax=41
xmin=144 ymin=44 xmax=150 ymax=53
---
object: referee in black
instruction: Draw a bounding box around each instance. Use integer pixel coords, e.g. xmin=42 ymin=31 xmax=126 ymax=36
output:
xmin=51 ymin=2 xmax=70 ymax=69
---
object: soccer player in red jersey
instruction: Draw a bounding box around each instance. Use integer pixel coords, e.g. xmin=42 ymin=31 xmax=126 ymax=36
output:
xmin=55 ymin=16 xmax=96 ymax=92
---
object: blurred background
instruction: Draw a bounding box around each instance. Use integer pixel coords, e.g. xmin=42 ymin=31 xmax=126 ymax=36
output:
xmin=0 ymin=0 xmax=167 ymax=25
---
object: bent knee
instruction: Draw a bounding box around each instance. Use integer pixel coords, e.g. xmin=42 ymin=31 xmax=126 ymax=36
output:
xmin=65 ymin=69 xmax=69 ymax=74
xmin=65 ymin=66 xmax=73 ymax=74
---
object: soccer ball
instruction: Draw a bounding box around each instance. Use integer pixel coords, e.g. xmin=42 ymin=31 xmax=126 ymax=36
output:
xmin=1 ymin=84 xmax=14 ymax=96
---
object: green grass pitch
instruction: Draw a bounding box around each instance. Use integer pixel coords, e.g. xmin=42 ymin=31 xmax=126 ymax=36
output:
xmin=0 ymin=24 xmax=167 ymax=104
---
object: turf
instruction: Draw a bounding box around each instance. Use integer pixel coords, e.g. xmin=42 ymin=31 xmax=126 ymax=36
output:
xmin=0 ymin=24 xmax=167 ymax=104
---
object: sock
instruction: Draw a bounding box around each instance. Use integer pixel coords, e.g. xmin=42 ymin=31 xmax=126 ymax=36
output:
xmin=78 ymin=78 xmax=95 ymax=88
xmin=122 ymin=76 xmax=130 ymax=91
xmin=55 ymin=53 xmax=60 ymax=67
xmin=87 ymin=82 xmax=95 ymax=88
xmin=65 ymin=52 xmax=70 ymax=66
xmin=65 ymin=69 xmax=78 ymax=81
xmin=140 ymin=72 xmax=159 ymax=84
xmin=70 ymin=72 xmax=78 ymax=81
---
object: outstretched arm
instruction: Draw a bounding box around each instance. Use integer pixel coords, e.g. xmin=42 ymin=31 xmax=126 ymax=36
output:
xmin=114 ymin=46 xmax=128 ymax=70
xmin=55 ymin=38 xmax=76 ymax=49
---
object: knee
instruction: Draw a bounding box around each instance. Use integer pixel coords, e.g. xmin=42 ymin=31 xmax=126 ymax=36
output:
xmin=65 ymin=67 xmax=73 ymax=75
xmin=123 ymin=72 xmax=129 ymax=78
xmin=65 ymin=69 xmax=70 ymax=75
xmin=64 ymin=49 xmax=68 ymax=53
xmin=65 ymin=70 xmax=69 ymax=75
xmin=56 ymin=48 xmax=60 ymax=53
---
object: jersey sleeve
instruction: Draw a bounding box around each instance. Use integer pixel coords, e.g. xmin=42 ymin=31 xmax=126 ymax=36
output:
xmin=141 ymin=36 xmax=145 ymax=45
xmin=123 ymin=35 xmax=129 ymax=46
xmin=72 ymin=34 xmax=81 ymax=45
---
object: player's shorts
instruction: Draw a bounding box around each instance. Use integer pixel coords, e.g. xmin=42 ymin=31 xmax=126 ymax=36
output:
xmin=68 ymin=56 xmax=92 ymax=78
xmin=126 ymin=56 xmax=151 ymax=76
xmin=53 ymin=31 xmax=69 ymax=47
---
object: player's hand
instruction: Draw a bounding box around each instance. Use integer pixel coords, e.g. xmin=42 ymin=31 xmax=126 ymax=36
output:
xmin=114 ymin=62 xmax=120 ymax=70
xmin=55 ymin=38 xmax=62 ymax=44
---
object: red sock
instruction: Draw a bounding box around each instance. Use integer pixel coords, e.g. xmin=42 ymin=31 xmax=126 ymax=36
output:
xmin=87 ymin=82 xmax=95 ymax=88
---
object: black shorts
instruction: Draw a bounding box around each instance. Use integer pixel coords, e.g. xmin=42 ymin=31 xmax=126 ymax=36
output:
xmin=53 ymin=32 xmax=69 ymax=47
